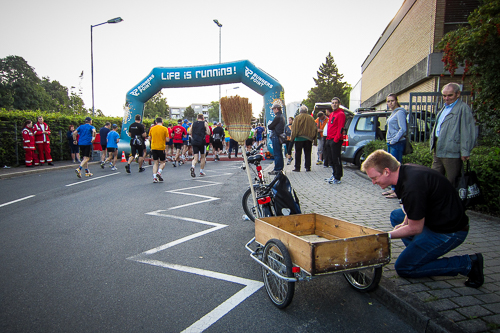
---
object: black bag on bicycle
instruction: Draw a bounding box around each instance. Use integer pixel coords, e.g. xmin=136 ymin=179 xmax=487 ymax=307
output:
xmin=271 ymin=173 xmax=301 ymax=216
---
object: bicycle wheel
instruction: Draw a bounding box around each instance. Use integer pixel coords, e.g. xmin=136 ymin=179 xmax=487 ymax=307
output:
xmin=242 ymin=186 xmax=265 ymax=222
xmin=343 ymin=267 xmax=382 ymax=292
xmin=262 ymin=239 xmax=295 ymax=309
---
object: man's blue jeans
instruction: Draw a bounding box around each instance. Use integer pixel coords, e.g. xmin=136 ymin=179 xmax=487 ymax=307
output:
xmin=390 ymin=208 xmax=471 ymax=278
xmin=271 ymin=136 xmax=283 ymax=171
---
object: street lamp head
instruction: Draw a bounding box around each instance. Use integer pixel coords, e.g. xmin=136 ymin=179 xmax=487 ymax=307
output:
xmin=213 ymin=19 xmax=222 ymax=27
xmin=107 ymin=17 xmax=123 ymax=24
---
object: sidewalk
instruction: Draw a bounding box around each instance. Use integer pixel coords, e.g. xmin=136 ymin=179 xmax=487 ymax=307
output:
xmin=267 ymin=149 xmax=500 ymax=333
xmin=2 ymin=153 xmax=499 ymax=332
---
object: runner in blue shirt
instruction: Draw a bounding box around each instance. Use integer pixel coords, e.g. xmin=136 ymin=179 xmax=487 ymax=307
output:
xmin=73 ymin=117 xmax=96 ymax=178
xmin=101 ymin=124 xmax=120 ymax=170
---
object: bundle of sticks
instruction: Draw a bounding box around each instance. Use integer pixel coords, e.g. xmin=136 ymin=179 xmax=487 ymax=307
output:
xmin=220 ymin=95 xmax=252 ymax=144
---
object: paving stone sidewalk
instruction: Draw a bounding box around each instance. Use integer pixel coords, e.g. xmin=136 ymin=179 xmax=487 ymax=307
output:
xmin=265 ymin=148 xmax=500 ymax=333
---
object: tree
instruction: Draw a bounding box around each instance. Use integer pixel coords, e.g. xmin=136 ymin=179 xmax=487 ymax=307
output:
xmin=208 ymin=101 xmax=219 ymax=122
xmin=438 ymin=0 xmax=500 ymax=144
xmin=183 ymin=106 xmax=195 ymax=122
xmin=302 ymin=53 xmax=352 ymax=117
xmin=144 ymin=90 xmax=169 ymax=119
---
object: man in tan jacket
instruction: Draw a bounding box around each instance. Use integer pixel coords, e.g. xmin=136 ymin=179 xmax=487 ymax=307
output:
xmin=291 ymin=105 xmax=317 ymax=172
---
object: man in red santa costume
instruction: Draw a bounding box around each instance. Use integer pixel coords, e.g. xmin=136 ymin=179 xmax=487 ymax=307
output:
xmin=33 ymin=115 xmax=54 ymax=166
xmin=22 ymin=120 xmax=40 ymax=167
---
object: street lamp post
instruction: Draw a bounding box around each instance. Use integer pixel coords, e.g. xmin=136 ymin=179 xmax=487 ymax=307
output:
xmin=213 ymin=19 xmax=222 ymax=123
xmin=91 ymin=17 xmax=123 ymax=116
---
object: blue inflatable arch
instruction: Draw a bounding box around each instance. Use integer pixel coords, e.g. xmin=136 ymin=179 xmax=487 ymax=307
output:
xmin=120 ymin=60 xmax=284 ymax=155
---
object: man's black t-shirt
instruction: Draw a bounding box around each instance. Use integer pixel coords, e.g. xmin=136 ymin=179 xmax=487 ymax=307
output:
xmin=395 ymin=164 xmax=468 ymax=233
xmin=129 ymin=122 xmax=145 ymax=145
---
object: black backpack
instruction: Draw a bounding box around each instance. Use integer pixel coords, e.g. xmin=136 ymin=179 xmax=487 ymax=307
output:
xmin=271 ymin=173 xmax=301 ymax=216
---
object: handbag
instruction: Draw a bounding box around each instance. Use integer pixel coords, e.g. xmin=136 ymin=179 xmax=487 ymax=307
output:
xmin=403 ymin=115 xmax=413 ymax=155
xmin=278 ymin=133 xmax=287 ymax=144
xmin=456 ymin=160 xmax=483 ymax=209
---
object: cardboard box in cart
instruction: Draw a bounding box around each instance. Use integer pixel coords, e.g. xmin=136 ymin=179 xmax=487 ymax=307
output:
xmin=255 ymin=213 xmax=391 ymax=275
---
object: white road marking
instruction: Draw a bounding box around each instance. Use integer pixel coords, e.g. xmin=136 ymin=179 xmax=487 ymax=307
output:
xmin=165 ymin=180 xmax=221 ymax=210
xmin=65 ymin=172 xmax=120 ymax=187
xmin=0 ymin=195 xmax=35 ymax=208
xmin=128 ymin=172 xmax=263 ymax=332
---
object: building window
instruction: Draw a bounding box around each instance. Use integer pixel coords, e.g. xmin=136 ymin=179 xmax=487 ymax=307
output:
xmin=444 ymin=0 xmax=480 ymax=34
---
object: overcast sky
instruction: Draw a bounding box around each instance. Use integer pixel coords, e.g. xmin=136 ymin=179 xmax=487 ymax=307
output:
xmin=1 ymin=0 xmax=404 ymax=119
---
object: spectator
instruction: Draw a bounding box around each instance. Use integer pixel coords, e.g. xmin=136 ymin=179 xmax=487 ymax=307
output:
xmin=325 ymin=98 xmax=346 ymax=184
xmin=22 ymin=120 xmax=38 ymax=167
xmin=362 ymin=149 xmax=483 ymax=288
xmin=33 ymin=115 xmax=53 ymax=166
xmin=430 ymin=82 xmax=476 ymax=186
xmin=383 ymin=93 xmax=407 ymax=199
xmin=67 ymin=125 xmax=80 ymax=163
xmin=315 ymin=111 xmax=328 ymax=165
xmin=285 ymin=117 xmax=293 ymax=165
xmin=291 ymin=105 xmax=317 ymax=172
xmin=268 ymin=103 xmax=285 ymax=175
xmin=322 ymin=107 xmax=332 ymax=169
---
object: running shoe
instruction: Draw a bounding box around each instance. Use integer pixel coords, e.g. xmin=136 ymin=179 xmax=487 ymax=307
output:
xmin=156 ymin=173 xmax=163 ymax=182
xmin=111 ymin=166 xmax=117 ymax=171
xmin=85 ymin=172 xmax=93 ymax=177
xmin=125 ymin=164 xmax=131 ymax=173
xmin=179 ymin=160 xmax=184 ymax=165
xmin=138 ymin=167 xmax=145 ymax=172
xmin=190 ymin=167 xmax=196 ymax=178
xmin=172 ymin=162 xmax=177 ymax=167
xmin=199 ymin=171 xmax=206 ymax=176
xmin=316 ymin=160 xmax=323 ymax=165
xmin=324 ymin=176 xmax=334 ymax=182
xmin=331 ymin=179 xmax=342 ymax=184
xmin=75 ymin=168 xmax=82 ymax=178
xmin=100 ymin=162 xmax=105 ymax=169
xmin=153 ymin=177 xmax=158 ymax=183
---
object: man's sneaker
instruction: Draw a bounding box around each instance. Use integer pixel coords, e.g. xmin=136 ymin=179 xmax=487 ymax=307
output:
xmin=316 ymin=160 xmax=323 ymax=165
xmin=190 ymin=167 xmax=196 ymax=178
xmin=286 ymin=159 xmax=291 ymax=165
xmin=125 ymin=164 xmax=131 ymax=173
xmin=85 ymin=172 xmax=93 ymax=177
xmin=200 ymin=171 xmax=206 ymax=176
xmin=100 ymin=162 xmax=105 ymax=169
xmin=139 ymin=167 xmax=145 ymax=172
xmin=111 ymin=166 xmax=117 ymax=171
xmin=324 ymin=176 xmax=334 ymax=182
xmin=331 ymin=179 xmax=341 ymax=184
xmin=75 ymin=168 xmax=82 ymax=178
xmin=172 ymin=162 xmax=177 ymax=167
xmin=156 ymin=173 xmax=163 ymax=182
xmin=153 ymin=177 xmax=159 ymax=183
xmin=179 ymin=160 xmax=184 ymax=165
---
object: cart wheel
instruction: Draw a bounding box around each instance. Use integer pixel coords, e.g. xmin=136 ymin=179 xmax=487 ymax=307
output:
xmin=242 ymin=186 xmax=265 ymax=222
xmin=262 ymin=239 xmax=295 ymax=309
xmin=343 ymin=267 xmax=382 ymax=292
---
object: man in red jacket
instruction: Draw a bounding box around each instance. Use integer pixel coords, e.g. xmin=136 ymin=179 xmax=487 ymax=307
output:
xmin=33 ymin=115 xmax=54 ymax=166
xmin=325 ymin=97 xmax=346 ymax=184
xmin=22 ymin=120 xmax=39 ymax=167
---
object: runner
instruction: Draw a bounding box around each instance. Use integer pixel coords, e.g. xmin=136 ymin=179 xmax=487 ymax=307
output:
xmin=148 ymin=117 xmax=170 ymax=183
xmin=171 ymin=119 xmax=187 ymax=167
xmin=73 ymin=117 xmax=96 ymax=178
xmin=102 ymin=124 xmax=120 ymax=170
xmin=125 ymin=114 xmax=147 ymax=173
xmin=189 ymin=114 xmax=210 ymax=177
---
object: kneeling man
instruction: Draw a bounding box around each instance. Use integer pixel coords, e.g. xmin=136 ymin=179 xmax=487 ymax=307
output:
xmin=361 ymin=149 xmax=483 ymax=288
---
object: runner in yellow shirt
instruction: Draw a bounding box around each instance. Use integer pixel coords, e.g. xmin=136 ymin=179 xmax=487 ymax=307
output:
xmin=148 ymin=117 xmax=170 ymax=183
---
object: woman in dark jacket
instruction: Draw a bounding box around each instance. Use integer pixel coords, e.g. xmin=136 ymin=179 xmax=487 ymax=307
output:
xmin=285 ymin=117 xmax=293 ymax=165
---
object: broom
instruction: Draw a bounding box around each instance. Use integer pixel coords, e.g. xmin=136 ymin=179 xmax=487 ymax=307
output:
xmin=220 ymin=96 xmax=259 ymax=218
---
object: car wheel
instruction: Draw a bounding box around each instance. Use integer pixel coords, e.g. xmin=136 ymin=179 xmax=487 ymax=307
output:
xmin=354 ymin=149 xmax=366 ymax=167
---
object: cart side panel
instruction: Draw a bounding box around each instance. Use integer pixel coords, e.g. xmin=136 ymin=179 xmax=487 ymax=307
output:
xmin=314 ymin=234 xmax=390 ymax=273
xmin=259 ymin=214 xmax=316 ymax=236
xmin=315 ymin=215 xmax=382 ymax=239
xmin=255 ymin=219 xmax=314 ymax=272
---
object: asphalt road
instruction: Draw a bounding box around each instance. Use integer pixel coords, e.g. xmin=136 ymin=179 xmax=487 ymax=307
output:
xmin=0 ymin=160 xmax=416 ymax=332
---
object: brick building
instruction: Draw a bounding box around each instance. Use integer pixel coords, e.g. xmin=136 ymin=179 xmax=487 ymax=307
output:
xmin=359 ymin=0 xmax=479 ymax=109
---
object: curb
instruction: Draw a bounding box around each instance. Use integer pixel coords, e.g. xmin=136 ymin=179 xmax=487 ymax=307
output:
xmin=0 ymin=161 xmax=101 ymax=180
xmin=373 ymin=278 xmax=466 ymax=333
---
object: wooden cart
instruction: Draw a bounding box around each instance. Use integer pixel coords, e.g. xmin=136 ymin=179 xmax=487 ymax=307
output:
xmin=245 ymin=213 xmax=391 ymax=308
